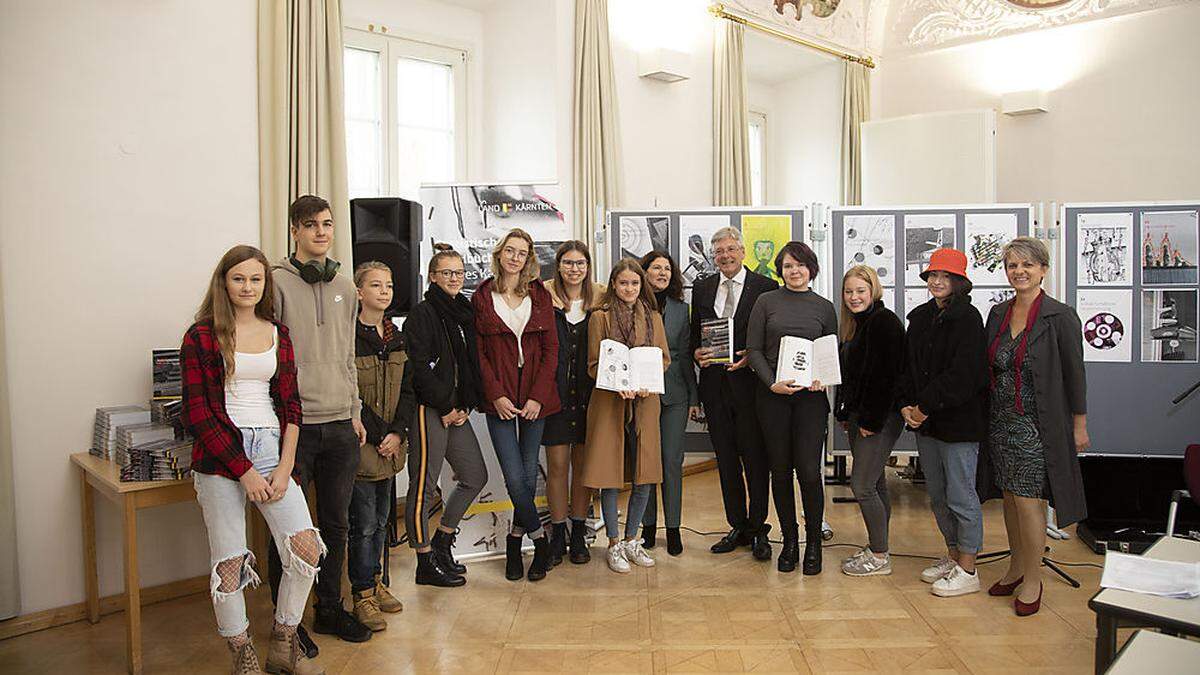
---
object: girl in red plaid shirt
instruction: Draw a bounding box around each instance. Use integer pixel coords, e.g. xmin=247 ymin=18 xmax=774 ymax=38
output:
xmin=180 ymin=245 xmax=325 ymax=675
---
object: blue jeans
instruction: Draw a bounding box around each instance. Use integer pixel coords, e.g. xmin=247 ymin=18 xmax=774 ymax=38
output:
xmin=601 ymin=485 xmax=653 ymax=540
xmin=915 ymin=435 xmax=983 ymax=554
xmin=348 ymin=478 xmax=391 ymax=593
xmin=486 ymin=415 xmax=546 ymax=536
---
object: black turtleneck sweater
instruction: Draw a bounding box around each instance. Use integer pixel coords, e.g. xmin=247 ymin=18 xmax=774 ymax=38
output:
xmin=834 ymin=300 xmax=906 ymax=432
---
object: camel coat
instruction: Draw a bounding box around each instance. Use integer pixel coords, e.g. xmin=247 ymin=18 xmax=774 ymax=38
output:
xmin=581 ymin=304 xmax=670 ymax=489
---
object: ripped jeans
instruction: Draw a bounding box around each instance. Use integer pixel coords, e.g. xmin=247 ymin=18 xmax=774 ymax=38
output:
xmin=194 ymin=427 xmax=326 ymax=637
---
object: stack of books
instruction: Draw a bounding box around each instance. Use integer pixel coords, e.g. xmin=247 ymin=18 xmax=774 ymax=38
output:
xmin=150 ymin=399 xmax=184 ymax=433
xmin=113 ymin=423 xmax=178 ymax=468
xmin=119 ymin=437 xmax=193 ymax=482
xmin=90 ymin=405 xmax=151 ymax=460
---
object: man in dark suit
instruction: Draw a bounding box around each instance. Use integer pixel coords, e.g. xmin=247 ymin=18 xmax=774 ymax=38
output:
xmin=689 ymin=226 xmax=778 ymax=559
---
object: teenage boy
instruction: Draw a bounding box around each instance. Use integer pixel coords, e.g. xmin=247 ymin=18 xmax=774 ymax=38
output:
xmin=268 ymin=195 xmax=372 ymax=650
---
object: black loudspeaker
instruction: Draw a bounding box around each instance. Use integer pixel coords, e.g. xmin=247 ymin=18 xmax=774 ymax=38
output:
xmin=1076 ymin=453 xmax=1200 ymax=554
xmin=350 ymin=197 xmax=422 ymax=315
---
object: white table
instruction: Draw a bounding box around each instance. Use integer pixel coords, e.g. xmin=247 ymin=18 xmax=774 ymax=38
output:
xmin=1105 ymin=629 xmax=1200 ymax=674
xmin=1089 ymin=536 xmax=1200 ymax=673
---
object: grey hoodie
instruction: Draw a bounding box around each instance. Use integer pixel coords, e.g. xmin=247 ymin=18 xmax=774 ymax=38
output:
xmin=272 ymin=258 xmax=362 ymax=424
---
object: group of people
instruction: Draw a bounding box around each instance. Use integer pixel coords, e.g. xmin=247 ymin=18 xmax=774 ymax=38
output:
xmin=181 ymin=195 xmax=1090 ymax=675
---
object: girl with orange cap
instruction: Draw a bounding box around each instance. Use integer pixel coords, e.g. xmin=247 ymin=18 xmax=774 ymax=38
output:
xmin=897 ymin=248 xmax=988 ymax=598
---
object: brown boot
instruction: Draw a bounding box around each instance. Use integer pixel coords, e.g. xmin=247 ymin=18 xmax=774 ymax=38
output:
xmin=374 ymin=576 xmax=403 ymax=613
xmin=229 ymin=639 xmax=261 ymax=675
xmin=265 ymin=628 xmax=325 ymax=675
xmin=352 ymin=587 xmax=388 ymax=632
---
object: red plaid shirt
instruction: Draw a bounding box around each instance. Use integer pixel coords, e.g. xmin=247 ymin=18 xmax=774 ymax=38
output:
xmin=180 ymin=321 xmax=303 ymax=479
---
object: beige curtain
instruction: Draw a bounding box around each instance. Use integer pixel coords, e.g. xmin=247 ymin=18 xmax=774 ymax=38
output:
xmin=573 ymin=0 xmax=623 ymax=244
xmin=840 ymin=61 xmax=870 ymax=206
xmin=712 ymin=21 xmax=750 ymax=207
xmin=0 ymin=254 xmax=17 ymax=619
xmin=258 ymin=0 xmax=351 ymax=264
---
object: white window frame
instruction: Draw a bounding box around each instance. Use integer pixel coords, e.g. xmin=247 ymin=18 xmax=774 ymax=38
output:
xmin=343 ymin=27 xmax=469 ymax=197
xmin=748 ymin=109 xmax=768 ymax=207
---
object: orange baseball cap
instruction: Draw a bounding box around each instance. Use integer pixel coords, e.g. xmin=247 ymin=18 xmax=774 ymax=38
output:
xmin=920 ymin=248 xmax=968 ymax=280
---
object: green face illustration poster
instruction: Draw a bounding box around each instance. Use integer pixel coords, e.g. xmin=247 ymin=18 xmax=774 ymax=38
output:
xmin=740 ymin=214 xmax=793 ymax=283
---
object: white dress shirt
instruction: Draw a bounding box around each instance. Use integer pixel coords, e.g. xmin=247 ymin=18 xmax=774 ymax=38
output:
xmin=492 ymin=292 xmax=532 ymax=366
xmin=712 ymin=266 xmax=747 ymax=318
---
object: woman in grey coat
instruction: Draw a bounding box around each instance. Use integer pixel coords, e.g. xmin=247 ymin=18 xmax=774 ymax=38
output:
xmin=640 ymin=252 xmax=700 ymax=556
xmin=983 ymin=237 xmax=1090 ymax=617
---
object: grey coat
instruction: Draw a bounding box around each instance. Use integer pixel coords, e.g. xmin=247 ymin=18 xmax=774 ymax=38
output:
xmin=660 ymin=297 xmax=699 ymax=409
xmin=982 ymin=294 xmax=1089 ymax=526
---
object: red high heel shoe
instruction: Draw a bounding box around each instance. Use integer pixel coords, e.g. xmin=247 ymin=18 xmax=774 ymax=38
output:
xmin=988 ymin=576 xmax=1024 ymax=596
xmin=1014 ymin=583 xmax=1043 ymax=617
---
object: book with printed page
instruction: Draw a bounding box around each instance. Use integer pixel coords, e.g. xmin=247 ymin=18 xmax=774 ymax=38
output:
xmin=700 ymin=317 xmax=734 ymax=364
xmin=596 ymin=339 xmax=665 ymax=394
xmin=774 ymin=334 xmax=842 ymax=387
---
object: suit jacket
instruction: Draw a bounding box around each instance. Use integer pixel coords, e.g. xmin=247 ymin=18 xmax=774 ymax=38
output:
xmin=660 ymin=296 xmax=699 ymax=408
xmin=689 ymin=267 xmax=779 ymax=403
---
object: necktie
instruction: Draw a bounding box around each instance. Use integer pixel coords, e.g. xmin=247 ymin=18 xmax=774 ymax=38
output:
xmin=721 ymin=278 xmax=736 ymax=319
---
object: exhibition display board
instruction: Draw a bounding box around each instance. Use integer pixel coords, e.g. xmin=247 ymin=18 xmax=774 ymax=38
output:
xmin=1063 ymin=201 xmax=1200 ymax=456
xmin=829 ymin=203 xmax=1035 ymax=452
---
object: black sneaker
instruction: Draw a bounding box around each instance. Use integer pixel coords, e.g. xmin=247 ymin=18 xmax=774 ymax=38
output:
xmin=313 ymin=605 xmax=372 ymax=643
xmin=296 ymin=624 xmax=319 ymax=659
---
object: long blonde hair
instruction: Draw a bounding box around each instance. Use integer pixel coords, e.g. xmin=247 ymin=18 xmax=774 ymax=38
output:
xmin=839 ymin=264 xmax=883 ymax=342
xmin=491 ymin=228 xmax=540 ymax=296
xmin=195 ymin=245 xmax=276 ymax=380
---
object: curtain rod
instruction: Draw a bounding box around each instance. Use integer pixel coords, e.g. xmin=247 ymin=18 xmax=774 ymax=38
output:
xmin=708 ymin=3 xmax=876 ymax=69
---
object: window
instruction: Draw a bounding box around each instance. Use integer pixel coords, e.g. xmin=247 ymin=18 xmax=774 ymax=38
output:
xmin=748 ymin=111 xmax=767 ymax=207
xmin=343 ymin=29 xmax=467 ymax=200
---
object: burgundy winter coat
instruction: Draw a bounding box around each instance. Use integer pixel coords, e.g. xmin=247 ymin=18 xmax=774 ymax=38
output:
xmin=472 ymin=277 xmax=561 ymax=418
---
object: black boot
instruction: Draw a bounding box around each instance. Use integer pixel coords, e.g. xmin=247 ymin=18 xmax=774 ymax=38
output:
xmin=296 ymin=625 xmax=319 ymax=659
xmin=569 ymin=518 xmax=591 ymax=564
xmin=431 ymin=529 xmax=466 ymax=575
xmin=751 ymin=524 xmax=773 ymax=561
xmin=642 ymin=525 xmax=657 ymax=550
xmin=415 ymin=550 xmax=465 ymax=587
xmin=505 ymin=535 xmax=524 ymax=581
xmin=666 ymin=527 xmax=683 ymax=556
xmin=527 ymin=535 xmax=551 ymax=581
xmin=802 ymin=535 xmax=823 ymax=576
xmin=710 ymin=527 xmax=747 ymax=554
xmin=313 ymin=604 xmax=373 ymax=642
xmin=549 ymin=522 xmax=567 ymax=567
xmin=778 ymin=525 xmax=799 ymax=573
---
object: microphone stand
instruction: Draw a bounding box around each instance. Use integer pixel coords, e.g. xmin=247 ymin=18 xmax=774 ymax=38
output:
xmin=1173 ymin=378 xmax=1200 ymax=405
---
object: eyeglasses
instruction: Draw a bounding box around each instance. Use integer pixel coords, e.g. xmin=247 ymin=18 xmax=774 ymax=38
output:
xmin=502 ymin=246 xmax=530 ymax=260
xmin=560 ymin=260 xmax=587 ymax=269
xmin=433 ymin=269 xmax=466 ymax=279
xmin=713 ymin=245 xmax=743 ymax=257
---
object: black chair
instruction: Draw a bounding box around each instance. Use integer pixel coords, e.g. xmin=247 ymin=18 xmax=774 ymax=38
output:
xmin=1166 ymin=444 xmax=1200 ymax=537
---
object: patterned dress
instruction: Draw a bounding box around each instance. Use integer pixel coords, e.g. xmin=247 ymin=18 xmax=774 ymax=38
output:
xmin=989 ymin=330 xmax=1049 ymax=498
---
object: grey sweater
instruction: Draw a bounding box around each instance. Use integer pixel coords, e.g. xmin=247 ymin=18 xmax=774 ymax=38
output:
xmin=746 ymin=287 xmax=838 ymax=387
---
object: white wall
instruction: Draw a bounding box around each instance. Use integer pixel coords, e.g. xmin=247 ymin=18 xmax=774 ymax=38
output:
xmin=343 ymin=0 xmax=486 ymax=185
xmin=770 ymin=62 xmax=843 ymax=208
xmin=0 ymin=1 xmax=260 ymax=613
xmin=877 ymin=3 xmax=1200 ymax=207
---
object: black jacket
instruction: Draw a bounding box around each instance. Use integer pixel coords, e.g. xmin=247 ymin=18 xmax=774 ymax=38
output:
xmin=401 ymin=299 xmax=481 ymax=416
xmin=689 ymin=267 xmax=779 ymax=401
xmin=898 ymin=297 xmax=989 ymax=442
xmin=834 ymin=301 xmax=905 ymax=433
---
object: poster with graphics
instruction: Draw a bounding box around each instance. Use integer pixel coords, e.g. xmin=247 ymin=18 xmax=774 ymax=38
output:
xmin=1076 ymin=212 xmax=1134 ymax=287
xmin=740 ymin=214 xmax=793 ymax=284
xmin=418 ymin=183 xmax=572 ymax=295
xmin=965 ymin=212 xmax=1018 ymax=286
xmin=1077 ymin=289 xmax=1133 ymax=363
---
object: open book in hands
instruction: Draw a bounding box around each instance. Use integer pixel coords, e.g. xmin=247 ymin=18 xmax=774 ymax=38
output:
xmin=774 ymin=335 xmax=842 ymax=388
xmin=596 ymin=339 xmax=665 ymax=394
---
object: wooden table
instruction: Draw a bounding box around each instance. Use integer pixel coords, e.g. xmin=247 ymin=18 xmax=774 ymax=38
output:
xmin=1105 ymin=629 xmax=1200 ymax=674
xmin=1088 ymin=536 xmax=1200 ymax=674
xmin=72 ymin=452 xmax=196 ymax=675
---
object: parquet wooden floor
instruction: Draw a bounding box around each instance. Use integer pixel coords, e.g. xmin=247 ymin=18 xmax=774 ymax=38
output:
xmin=0 ymin=466 xmax=1111 ymax=673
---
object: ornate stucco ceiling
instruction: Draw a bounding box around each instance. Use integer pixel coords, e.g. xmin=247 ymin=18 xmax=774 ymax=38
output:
xmin=722 ymin=0 xmax=1193 ymax=57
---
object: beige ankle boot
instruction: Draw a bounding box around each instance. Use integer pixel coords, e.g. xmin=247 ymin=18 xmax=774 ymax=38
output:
xmin=229 ymin=640 xmax=261 ymax=675
xmin=265 ymin=629 xmax=324 ymax=675
xmin=352 ymin=587 xmax=388 ymax=631
xmin=374 ymin=576 xmax=403 ymax=613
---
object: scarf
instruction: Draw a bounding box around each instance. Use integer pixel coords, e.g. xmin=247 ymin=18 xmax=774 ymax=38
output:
xmin=987 ymin=290 xmax=1044 ymax=414
xmin=607 ymin=299 xmax=654 ymax=347
xmin=653 ymin=290 xmax=669 ymax=315
xmin=425 ymin=285 xmax=479 ymax=406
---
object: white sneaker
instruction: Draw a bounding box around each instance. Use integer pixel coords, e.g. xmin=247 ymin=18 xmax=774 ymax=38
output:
xmin=606 ymin=543 xmax=631 ymax=574
xmin=931 ymin=564 xmax=981 ymax=597
xmin=920 ymin=556 xmax=957 ymax=583
xmin=624 ymin=540 xmax=655 ymax=567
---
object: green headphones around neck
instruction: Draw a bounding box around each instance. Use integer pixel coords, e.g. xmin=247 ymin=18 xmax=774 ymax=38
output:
xmin=290 ymin=256 xmax=341 ymax=284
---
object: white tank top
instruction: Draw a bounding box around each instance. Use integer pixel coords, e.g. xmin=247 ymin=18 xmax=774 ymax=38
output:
xmin=224 ymin=327 xmax=279 ymax=429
